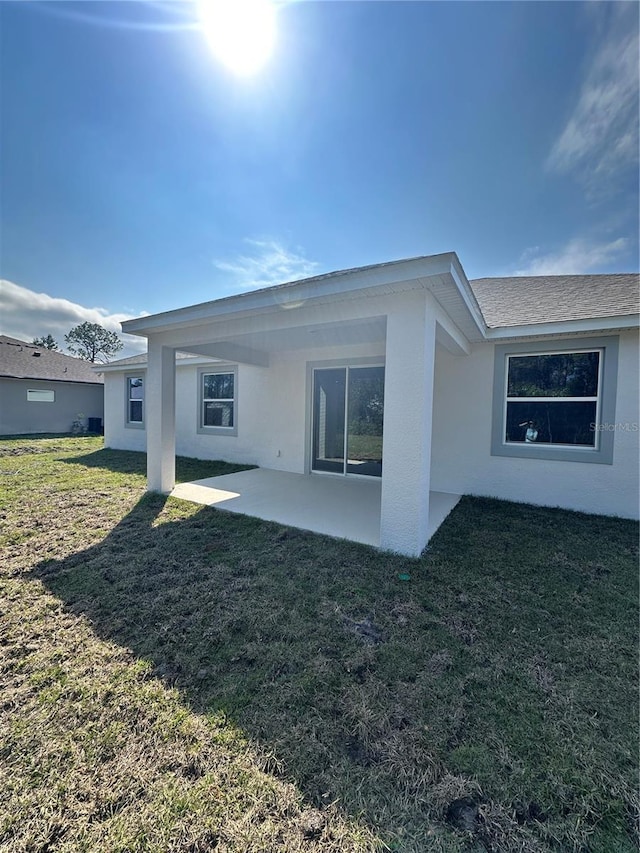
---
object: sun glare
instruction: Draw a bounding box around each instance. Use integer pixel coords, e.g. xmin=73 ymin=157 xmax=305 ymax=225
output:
xmin=198 ymin=0 xmax=277 ymax=76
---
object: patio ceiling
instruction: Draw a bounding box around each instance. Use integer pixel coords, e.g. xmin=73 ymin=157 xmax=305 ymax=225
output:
xmin=172 ymin=309 xmax=467 ymax=366
xmin=175 ymin=316 xmax=388 ymax=364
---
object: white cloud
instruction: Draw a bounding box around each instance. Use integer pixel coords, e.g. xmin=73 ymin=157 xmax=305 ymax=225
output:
xmin=0 ymin=279 xmax=147 ymax=358
xmin=514 ymin=236 xmax=629 ymax=276
xmin=546 ymin=4 xmax=639 ymax=193
xmin=214 ymin=238 xmax=320 ymax=292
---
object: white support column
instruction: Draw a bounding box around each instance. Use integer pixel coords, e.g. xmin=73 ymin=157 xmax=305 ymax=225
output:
xmin=380 ymin=293 xmax=437 ymax=556
xmin=146 ymin=340 xmax=176 ymax=493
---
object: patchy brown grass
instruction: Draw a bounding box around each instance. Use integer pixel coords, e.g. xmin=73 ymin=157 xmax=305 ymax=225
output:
xmin=1 ymin=436 xmax=638 ymax=853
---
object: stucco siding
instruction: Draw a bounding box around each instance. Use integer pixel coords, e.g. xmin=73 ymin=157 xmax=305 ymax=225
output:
xmin=104 ymin=371 xmax=147 ymax=451
xmin=430 ymin=329 xmax=639 ymax=520
xmin=103 ymin=326 xmax=639 ymax=523
xmin=104 ymin=341 xmax=384 ymax=473
xmin=0 ymin=378 xmax=104 ymax=435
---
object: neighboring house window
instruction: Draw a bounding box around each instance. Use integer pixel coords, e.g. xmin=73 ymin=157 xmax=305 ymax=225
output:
xmin=126 ymin=376 xmax=144 ymax=427
xmin=491 ymin=337 xmax=619 ymax=464
xmin=198 ymin=368 xmax=237 ymax=435
xmin=27 ymin=389 xmax=54 ymax=402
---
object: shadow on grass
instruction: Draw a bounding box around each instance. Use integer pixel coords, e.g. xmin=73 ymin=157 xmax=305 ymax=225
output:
xmin=0 ymin=432 xmax=81 ymax=441
xmin=29 ymin=492 xmax=445 ymax=840
xmin=29 ymin=489 xmax=640 ymax=852
xmin=60 ymin=448 xmax=254 ymax=483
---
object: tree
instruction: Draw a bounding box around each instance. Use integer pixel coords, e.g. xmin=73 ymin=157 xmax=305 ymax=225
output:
xmin=32 ymin=334 xmax=59 ymax=351
xmin=64 ymin=322 xmax=123 ymax=363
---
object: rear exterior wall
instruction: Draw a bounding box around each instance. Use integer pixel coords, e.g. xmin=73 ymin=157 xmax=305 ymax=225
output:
xmin=104 ymin=341 xmax=384 ymax=471
xmin=103 ymin=328 xmax=639 ymax=522
xmin=430 ymin=329 xmax=639 ymax=520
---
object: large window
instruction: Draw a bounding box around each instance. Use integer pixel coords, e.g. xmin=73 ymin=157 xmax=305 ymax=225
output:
xmin=126 ymin=376 xmax=144 ymax=426
xmin=505 ymin=351 xmax=600 ymax=447
xmin=492 ymin=337 xmax=619 ymax=464
xmin=199 ymin=369 xmax=237 ymax=435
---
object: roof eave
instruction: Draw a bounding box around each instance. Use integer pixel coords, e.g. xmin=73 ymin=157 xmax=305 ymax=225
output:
xmin=447 ymin=255 xmax=489 ymax=338
xmin=0 ymin=373 xmax=103 ymax=384
xmin=121 ymin=252 xmax=485 ymax=338
xmin=485 ymin=314 xmax=639 ymax=340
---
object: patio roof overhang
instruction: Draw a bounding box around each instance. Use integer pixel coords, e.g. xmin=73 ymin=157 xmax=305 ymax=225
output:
xmin=122 ymin=252 xmax=486 ymax=358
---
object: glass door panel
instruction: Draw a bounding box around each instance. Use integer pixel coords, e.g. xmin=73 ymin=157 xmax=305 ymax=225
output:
xmin=346 ymin=366 xmax=384 ymax=476
xmin=312 ymin=366 xmax=384 ymax=477
xmin=312 ymin=368 xmax=346 ymax=473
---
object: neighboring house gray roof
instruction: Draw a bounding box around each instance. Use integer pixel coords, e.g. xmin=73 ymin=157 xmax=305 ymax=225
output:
xmin=0 ymin=336 xmax=104 ymax=384
xmin=469 ymin=274 xmax=639 ymax=329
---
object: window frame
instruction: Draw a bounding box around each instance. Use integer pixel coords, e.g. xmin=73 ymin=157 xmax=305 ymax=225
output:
xmin=27 ymin=389 xmax=55 ymax=403
xmin=125 ymin=374 xmax=145 ymax=429
xmin=491 ymin=336 xmax=619 ymax=465
xmin=197 ymin=366 xmax=238 ymax=436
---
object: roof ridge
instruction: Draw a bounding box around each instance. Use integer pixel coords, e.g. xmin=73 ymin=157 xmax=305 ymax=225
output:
xmin=470 ymin=272 xmax=639 ymax=282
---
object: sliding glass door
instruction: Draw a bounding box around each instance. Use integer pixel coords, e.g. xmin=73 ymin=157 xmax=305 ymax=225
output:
xmin=346 ymin=366 xmax=384 ymax=476
xmin=312 ymin=366 xmax=384 ymax=477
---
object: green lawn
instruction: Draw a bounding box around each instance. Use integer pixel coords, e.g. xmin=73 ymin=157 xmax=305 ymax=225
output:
xmin=0 ymin=436 xmax=637 ymax=853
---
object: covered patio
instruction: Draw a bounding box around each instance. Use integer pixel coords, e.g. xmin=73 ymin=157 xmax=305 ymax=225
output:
xmin=171 ymin=468 xmax=461 ymax=549
xmin=121 ymin=254 xmax=480 ymax=556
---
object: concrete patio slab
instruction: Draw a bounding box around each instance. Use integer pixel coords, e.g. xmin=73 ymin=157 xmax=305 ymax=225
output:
xmin=171 ymin=468 xmax=460 ymax=551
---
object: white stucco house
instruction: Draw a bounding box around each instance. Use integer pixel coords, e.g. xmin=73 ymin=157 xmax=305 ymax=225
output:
xmin=101 ymin=253 xmax=639 ymax=556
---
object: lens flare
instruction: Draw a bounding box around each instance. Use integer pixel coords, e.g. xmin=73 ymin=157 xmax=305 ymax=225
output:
xmin=198 ymin=0 xmax=277 ymax=76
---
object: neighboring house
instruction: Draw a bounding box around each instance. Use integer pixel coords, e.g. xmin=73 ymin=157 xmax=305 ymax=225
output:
xmin=101 ymin=253 xmax=639 ymax=556
xmin=0 ymin=335 xmax=104 ymax=435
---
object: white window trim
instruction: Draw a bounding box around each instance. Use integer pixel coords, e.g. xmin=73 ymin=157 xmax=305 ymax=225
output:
xmin=27 ymin=389 xmax=55 ymax=402
xmin=503 ymin=348 xmax=602 ymax=450
xmin=125 ymin=374 xmax=145 ymax=429
xmin=197 ymin=366 xmax=238 ymax=436
xmin=491 ymin=336 xmax=619 ymax=465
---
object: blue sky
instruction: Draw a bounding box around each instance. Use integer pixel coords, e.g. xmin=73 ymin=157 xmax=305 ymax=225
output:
xmin=1 ymin=0 xmax=638 ymax=354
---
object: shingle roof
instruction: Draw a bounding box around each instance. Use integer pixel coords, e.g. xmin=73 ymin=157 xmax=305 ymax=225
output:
xmin=469 ymin=274 xmax=639 ymax=329
xmin=0 ymin=336 xmax=104 ymax=383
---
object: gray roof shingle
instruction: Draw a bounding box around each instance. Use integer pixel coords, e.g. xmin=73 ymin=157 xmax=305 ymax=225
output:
xmin=469 ymin=273 xmax=639 ymax=329
xmin=0 ymin=336 xmax=104 ymax=383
